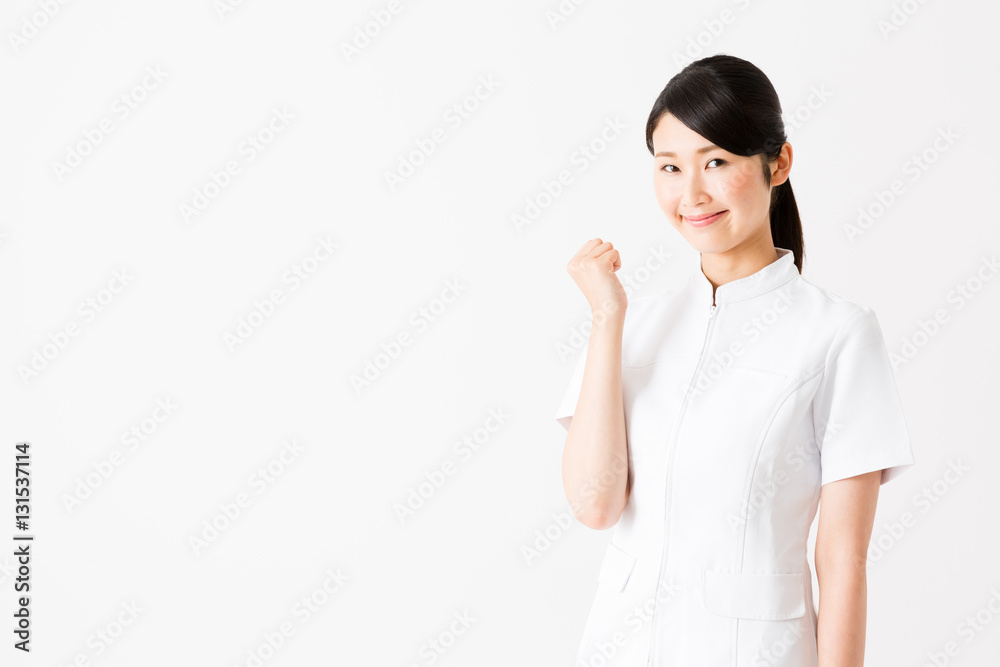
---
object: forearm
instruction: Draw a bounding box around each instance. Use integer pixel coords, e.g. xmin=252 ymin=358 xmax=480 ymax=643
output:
xmin=561 ymin=312 xmax=628 ymax=530
xmin=816 ymin=563 xmax=867 ymax=667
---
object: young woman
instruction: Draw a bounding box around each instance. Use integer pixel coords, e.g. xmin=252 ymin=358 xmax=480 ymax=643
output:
xmin=554 ymin=55 xmax=915 ymax=667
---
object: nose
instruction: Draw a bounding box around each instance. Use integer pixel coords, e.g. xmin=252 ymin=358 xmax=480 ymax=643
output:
xmin=680 ymin=172 xmax=709 ymax=211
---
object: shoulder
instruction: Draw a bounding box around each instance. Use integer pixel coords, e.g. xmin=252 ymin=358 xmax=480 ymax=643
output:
xmin=792 ymin=275 xmax=885 ymax=355
xmin=793 ymin=274 xmax=878 ymax=329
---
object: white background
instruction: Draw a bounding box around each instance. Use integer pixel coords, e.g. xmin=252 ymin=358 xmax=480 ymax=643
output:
xmin=1 ymin=0 xmax=998 ymax=665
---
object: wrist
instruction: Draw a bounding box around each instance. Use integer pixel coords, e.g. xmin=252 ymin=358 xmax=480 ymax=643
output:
xmin=590 ymin=301 xmax=626 ymax=330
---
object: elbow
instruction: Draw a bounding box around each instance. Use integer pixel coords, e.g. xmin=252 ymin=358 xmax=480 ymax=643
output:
xmin=561 ymin=439 xmax=630 ymax=531
xmin=574 ymin=497 xmax=625 ymax=531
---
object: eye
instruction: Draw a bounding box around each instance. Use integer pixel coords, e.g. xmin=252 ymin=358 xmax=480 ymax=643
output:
xmin=659 ymin=158 xmax=727 ymax=173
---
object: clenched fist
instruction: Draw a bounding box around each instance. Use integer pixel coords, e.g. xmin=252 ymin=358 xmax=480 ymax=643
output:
xmin=565 ymin=239 xmax=627 ymax=323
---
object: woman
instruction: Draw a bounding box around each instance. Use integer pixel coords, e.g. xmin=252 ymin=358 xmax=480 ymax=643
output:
xmin=554 ymin=55 xmax=915 ymax=667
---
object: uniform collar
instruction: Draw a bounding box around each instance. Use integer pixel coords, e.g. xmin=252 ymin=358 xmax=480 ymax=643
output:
xmin=692 ymin=247 xmax=798 ymax=305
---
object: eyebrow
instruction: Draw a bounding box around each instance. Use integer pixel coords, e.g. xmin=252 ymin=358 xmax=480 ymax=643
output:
xmin=654 ymin=144 xmax=721 ymax=158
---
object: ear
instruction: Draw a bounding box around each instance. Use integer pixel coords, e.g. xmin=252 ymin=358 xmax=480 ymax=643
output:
xmin=771 ymin=142 xmax=793 ymax=187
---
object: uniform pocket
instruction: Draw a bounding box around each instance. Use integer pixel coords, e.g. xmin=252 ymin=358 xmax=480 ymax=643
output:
xmin=701 ymin=569 xmax=806 ymax=620
xmin=596 ymin=543 xmax=637 ymax=593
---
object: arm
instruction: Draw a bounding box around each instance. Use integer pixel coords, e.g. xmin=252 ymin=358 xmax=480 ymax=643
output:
xmin=815 ymin=469 xmax=881 ymax=667
xmin=561 ymin=311 xmax=630 ymax=531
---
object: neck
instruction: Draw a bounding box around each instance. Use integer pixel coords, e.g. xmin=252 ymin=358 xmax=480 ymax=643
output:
xmin=700 ymin=244 xmax=781 ymax=305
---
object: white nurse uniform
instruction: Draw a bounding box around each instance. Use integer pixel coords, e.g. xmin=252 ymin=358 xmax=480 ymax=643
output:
xmin=554 ymin=246 xmax=915 ymax=667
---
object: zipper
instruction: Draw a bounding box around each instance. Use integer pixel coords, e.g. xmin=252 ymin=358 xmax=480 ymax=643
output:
xmin=646 ymin=300 xmax=718 ymax=666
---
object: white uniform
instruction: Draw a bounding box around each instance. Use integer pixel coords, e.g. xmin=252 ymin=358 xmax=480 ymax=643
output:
xmin=554 ymin=247 xmax=915 ymax=667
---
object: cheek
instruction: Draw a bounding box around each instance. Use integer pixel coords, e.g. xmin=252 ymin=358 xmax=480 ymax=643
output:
xmin=719 ymin=162 xmax=759 ymax=200
xmin=654 ymin=178 xmax=681 ymax=210
xmin=654 ymin=164 xmax=764 ymax=216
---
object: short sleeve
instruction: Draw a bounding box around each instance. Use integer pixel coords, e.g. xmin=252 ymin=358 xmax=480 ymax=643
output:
xmin=813 ymin=307 xmax=915 ymax=487
xmin=554 ymin=344 xmax=588 ymax=433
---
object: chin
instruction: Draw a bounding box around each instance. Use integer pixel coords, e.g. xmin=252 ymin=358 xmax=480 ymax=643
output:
xmin=678 ymin=230 xmax=731 ymax=256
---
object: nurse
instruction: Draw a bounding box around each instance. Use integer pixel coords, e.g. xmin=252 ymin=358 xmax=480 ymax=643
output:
xmin=554 ymin=54 xmax=915 ymax=667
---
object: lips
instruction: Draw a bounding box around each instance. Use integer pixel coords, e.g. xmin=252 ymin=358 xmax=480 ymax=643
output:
xmin=684 ymin=210 xmax=727 ymax=227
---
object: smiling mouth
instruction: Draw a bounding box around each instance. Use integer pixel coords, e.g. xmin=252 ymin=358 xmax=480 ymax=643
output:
xmin=684 ymin=210 xmax=727 ymax=227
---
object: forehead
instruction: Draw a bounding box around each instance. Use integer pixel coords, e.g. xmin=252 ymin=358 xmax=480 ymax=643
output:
xmin=651 ymin=113 xmax=710 ymax=148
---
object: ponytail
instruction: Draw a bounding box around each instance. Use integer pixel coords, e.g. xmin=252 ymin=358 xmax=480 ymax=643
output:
xmin=769 ymin=178 xmax=804 ymax=273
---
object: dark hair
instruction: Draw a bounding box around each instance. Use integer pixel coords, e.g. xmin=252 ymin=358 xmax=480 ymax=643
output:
xmin=645 ymin=54 xmax=804 ymax=272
